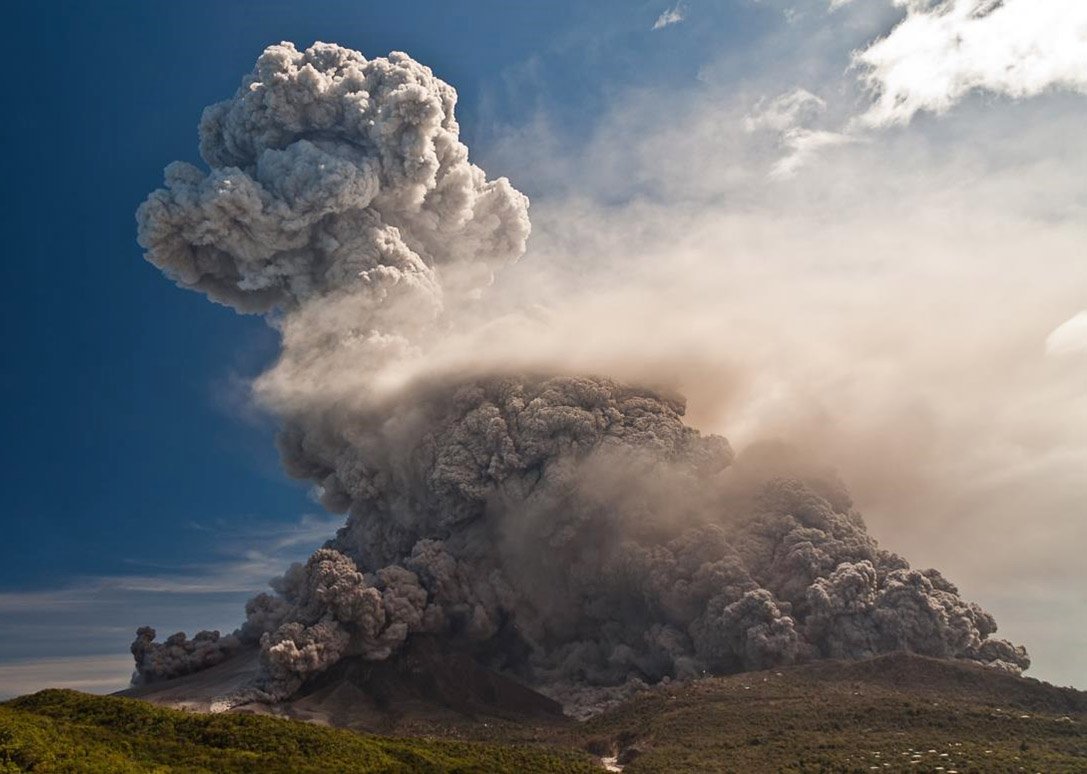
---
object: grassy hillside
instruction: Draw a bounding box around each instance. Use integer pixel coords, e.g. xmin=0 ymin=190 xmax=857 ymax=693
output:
xmin=0 ymin=690 xmax=596 ymax=773
xmin=570 ymin=654 xmax=1087 ymax=772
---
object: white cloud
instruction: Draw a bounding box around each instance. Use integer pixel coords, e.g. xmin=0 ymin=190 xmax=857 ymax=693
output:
xmin=744 ymin=88 xmax=826 ymax=133
xmin=652 ymin=2 xmax=687 ymax=30
xmin=745 ymin=2 xmax=1087 ymax=172
xmin=771 ymin=128 xmax=858 ymax=177
xmin=743 ymin=88 xmax=859 ymax=177
xmin=1047 ymin=311 xmax=1087 ymax=356
xmin=854 ymin=0 xmax=1087 ymax=126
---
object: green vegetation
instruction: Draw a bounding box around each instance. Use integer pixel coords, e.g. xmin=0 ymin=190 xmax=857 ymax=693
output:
xmin=569 ymin=655 xmax=1087 ymax=772
xmin=0 ymin=690 xmax=596 ymax=773
xmin=3 ymin=654 xmax=1085 ymax=772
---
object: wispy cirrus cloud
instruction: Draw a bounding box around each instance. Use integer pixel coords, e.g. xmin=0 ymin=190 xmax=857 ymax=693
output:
xmin=744 ymin=88 xmax=860 ymax=177
xmin=744 ymin=88 xmax=826 ymax=133
xmin=771 ymin=128 xmax=858 ymax=178
xmin=652 ymin=2 xmax=687 ymax=30
xmin=0 ymin=512 xmax=339 ymax=612
xmin=0 ymin=512 xmax=337 ymax=697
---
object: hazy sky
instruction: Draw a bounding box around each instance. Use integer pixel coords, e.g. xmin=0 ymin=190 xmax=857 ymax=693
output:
xmin=1 ymin=0 xmax=1084 ymax=697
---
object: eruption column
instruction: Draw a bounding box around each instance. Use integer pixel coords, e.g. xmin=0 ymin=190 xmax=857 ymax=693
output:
xmin=132 ymin=41 xmax=1028 ymax=712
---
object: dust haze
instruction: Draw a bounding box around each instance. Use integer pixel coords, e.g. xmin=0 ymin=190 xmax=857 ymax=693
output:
xmin=127 ymin=32 xmax=1086 ymax=709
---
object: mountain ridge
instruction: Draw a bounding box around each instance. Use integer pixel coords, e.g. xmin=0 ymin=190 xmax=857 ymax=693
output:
xmin=6 ymin=650 xmax=1084 ymax=772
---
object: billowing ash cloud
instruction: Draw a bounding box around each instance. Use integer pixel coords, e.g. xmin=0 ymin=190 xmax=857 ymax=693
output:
xmin=131 ymin=41 xmax=1028 ymax=713
xmin=137 ymin=40 xmax=528 ymax=319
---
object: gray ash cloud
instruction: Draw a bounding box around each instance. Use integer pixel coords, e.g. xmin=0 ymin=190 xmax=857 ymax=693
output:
xmin=130 ymin=41 xmax=1028 ymax=711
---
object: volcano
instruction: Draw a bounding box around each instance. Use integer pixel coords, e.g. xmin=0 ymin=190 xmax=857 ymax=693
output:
xmin=12 ymin=649 xmax=1060 ymax=771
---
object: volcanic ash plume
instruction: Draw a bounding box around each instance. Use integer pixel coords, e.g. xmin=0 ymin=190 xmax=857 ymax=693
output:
xmin=131 ymin=41 xmax=1028 ymax=713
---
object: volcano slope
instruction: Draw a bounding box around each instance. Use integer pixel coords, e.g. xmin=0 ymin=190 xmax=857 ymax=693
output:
xmin=565 ymin=652 xmax=1087 ymax=772
xmin=7 ymin=651 xmax=1082 ymax=773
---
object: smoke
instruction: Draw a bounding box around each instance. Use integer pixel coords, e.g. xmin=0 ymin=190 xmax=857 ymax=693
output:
xmin=131 ymin=627 xmax=242 ymax=684
xmin=131 ymin=41 xmax=1030 ymax=711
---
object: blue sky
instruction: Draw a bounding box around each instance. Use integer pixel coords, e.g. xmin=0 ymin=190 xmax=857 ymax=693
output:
xmin=1 ymin=0 xmax=770 ymax=696
xmin=1 ymin=0 xmax=718 ymax=584
xmin=2 ymin=0 xmax=1086 ymax=696
xmin=3 ymin=0 xmax=747 ymax=579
